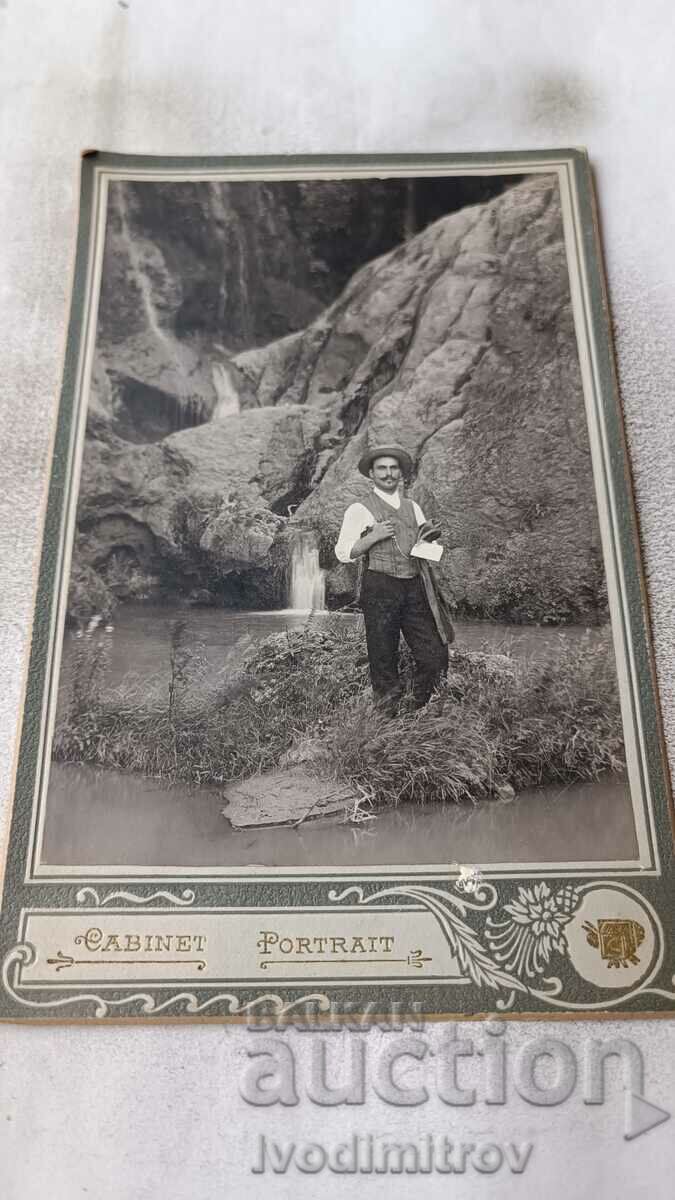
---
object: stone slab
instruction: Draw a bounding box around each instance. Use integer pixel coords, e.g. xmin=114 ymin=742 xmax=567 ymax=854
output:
xmin=222 ymin=765 xmax=355 ymax=829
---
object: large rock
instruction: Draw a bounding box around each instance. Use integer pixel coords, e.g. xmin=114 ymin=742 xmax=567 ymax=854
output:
xmin=91 ymin=176 xmax=514 ymax=444
xmin=75 ymin=406 xmax=327 ymax=602
xmin=238 ymin=176 xmax=604 ymax=621
xmin=87 ymin=334 xmax=225 ymax=444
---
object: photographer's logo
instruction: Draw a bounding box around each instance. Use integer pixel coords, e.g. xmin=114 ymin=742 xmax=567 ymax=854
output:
xmin=582 ymin=918 xmax=646 ymax=969
xmin=565 ymin=887 xmax=655 ymax=989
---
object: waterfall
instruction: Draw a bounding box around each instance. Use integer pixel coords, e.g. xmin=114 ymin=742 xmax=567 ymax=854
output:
xmin=289 ymin=530 xmax=327 ymax=612
xmin=211 ymin=358 xmax=242 ymax=418
xmin=116 ymin=184 xmax=173 ymax=353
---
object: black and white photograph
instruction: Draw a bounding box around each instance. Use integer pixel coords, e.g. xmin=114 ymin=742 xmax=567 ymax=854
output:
xmin=34 ymin=160 xmax=651 ymax=871
xmin=4 ymin=7 xmax=675 ymax=1195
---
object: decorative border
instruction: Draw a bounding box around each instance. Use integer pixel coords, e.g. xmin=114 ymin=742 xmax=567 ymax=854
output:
xmin=0 ymin=149 xmax=673 ymax=1022
xmin=2 ymin=879 xmax=673 ymax=1019
xmin=329 ymin=881 xmax=675 ymax=1013
xmin=74 ymin=888 xmax=196 ymax=908
xmin=2 ymin=945 xmax=333 ymax=1020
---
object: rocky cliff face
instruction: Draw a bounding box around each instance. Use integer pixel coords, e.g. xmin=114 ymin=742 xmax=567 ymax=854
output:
xmin=90 ymin=176 xmax=514 ymax=442
xmin=236 ymin=175 xmax=604 ymax=621
xmin=72 ymin=406 xmax=328 ymax=610
xmin=72 ymin=175 xmax=606 ymax=624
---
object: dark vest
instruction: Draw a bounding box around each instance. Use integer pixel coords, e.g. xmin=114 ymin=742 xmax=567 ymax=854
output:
xmin=363 ymin=491 xmax=419 ymax=578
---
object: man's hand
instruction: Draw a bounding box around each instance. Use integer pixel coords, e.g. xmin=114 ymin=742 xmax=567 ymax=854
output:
xmin=369 ymin=520 xmax=395 ymax=543
xmin=349 ymin=520 xmax=395 ymax=560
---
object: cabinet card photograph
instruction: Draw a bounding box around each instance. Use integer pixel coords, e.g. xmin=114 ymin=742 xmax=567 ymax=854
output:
xmin=1 ymin=151 xmax=673 ymax=1022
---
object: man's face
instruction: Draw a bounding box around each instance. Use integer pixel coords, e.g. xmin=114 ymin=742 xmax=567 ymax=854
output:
xmin=369 ymin=456 xmax=402 ymax=493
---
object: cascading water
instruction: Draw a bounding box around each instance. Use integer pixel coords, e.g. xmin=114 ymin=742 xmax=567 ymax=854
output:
xmin=211 ymin=359 xmax=242 ymax=418
xmin=116 ymin=184 xmax=173 ymax=353
xmin=288 ymin=530 xmax=327 ymax=612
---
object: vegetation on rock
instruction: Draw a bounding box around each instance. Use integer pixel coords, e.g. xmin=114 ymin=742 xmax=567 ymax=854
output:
xmin=66 ymin=559 xmax=117 ymax=627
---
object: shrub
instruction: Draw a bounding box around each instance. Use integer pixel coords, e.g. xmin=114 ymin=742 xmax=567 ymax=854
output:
xmin=458 ymin=528 xmax=609 ymax=625
xmin=168 ymin=491 xmax=224 ymax=588
xmin=60 ymin=614 xmax=112 ymax=731
xmin=102 ymin=550 xmax=157 ymax=601
xmin=66 ymin=561 xmax=116 ymax=628
xmin=168 ymin=489 xmax=284 ymax=584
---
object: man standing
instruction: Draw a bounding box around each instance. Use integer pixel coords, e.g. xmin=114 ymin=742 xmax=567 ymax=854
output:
xmin=335 ymin=443 xmax=450 ymax=716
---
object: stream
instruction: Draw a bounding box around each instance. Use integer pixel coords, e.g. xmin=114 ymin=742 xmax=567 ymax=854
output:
xmin=58 ymin=603 xmax=609 ymax=694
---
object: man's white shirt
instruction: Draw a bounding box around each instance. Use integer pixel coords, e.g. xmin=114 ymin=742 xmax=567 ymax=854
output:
xmin=334 ymin=486 xmax=426 ymax=564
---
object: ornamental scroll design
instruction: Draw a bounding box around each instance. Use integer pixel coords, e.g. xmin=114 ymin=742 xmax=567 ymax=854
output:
xmin=75 ymin=888 xmax=196 ymax=908
xmin=2 ymin=944 xmax=331 ymax=1020
xmin=329 ymin=881 xmax=675 ymax=1012
xmin=2 ymin=880 xmax=673 ymax=1018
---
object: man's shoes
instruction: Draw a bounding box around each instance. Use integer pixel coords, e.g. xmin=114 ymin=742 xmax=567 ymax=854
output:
xmin=373 ymin=695 xmax=402 ymax=719
xmin=397 ymin=694 xmax=418 ymax=718
xmin=402 ymin=693 xmax=446 ymax=718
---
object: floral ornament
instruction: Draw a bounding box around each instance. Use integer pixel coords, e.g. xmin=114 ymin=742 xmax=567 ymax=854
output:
xmin=485 ymin=882 xmax=581 ymax=979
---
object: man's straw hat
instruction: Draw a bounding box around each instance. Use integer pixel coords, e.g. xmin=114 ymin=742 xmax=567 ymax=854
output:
xmin=357 ymin=443 xmax=414 ymax=478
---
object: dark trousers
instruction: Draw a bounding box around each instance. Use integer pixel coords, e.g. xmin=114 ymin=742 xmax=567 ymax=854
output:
xmin=361 ymin=570 xmax=449 ymax=714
